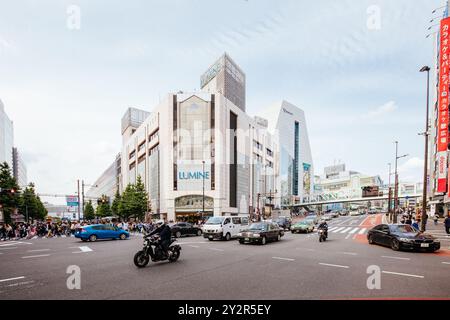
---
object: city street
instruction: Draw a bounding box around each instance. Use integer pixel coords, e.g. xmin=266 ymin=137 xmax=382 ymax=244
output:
xmin=1 ymin=214 xmax=449 ymax=300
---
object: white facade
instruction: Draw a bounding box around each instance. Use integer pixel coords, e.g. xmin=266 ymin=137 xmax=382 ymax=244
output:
xmin=121 ymin=92 xmax=279 ymax=222
xmin=0 ymin=99 xmax=14 ymax=169
xmin=12 ymin=147 xmax=27 ymax=187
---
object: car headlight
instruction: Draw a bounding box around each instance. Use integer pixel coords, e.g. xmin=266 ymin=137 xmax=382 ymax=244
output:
xmin=237 ymin=233 xmax=243 ymax=237
xmin=253 ymin=233 xmax=261 ymax=237
xmin=398 ymin=238 xmax=414 ymax=243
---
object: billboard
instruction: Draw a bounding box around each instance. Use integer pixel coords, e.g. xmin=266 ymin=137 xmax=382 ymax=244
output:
xmin=362 ymin=186 xmax=379 ymax=198
xmin=437 ymin=17 xmax=450 ymax=193
xmin=66 ymin=195 xmax=79 ymax=207
xmin=177 ymin=161 xmax=211 ymax=192
xmin=303 ymin=163 xmax=311 ymax=196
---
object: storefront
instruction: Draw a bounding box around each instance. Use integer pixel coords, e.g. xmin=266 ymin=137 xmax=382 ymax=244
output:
xmin=175 ymin=195 xmax=214 ymax=223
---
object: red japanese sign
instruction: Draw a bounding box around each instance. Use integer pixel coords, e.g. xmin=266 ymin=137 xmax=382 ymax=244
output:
xmin=437 ymin=18 xmax=450 ymax=193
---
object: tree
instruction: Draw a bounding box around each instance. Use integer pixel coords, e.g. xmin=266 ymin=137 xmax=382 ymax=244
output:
xmin=0 ymin=162 xmax=21 ymax=224
xmin=84 ymin=200 xmax=95 ymax=221
xmin=35 ymin=196 xmax=47 ymax=221
xmin=96 ymin=195 xmax=111 ymax=218
xmin=118 ymin=176 xmax=148 ymax=221
xmin=19 ymin=183 xmax=39 ymax=222
xmin=111 ymin=190 xmax=121 ymax=217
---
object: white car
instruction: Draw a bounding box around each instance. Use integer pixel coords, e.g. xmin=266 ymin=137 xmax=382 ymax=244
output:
xmin=350 ymin=211 xmax=360 ymax=216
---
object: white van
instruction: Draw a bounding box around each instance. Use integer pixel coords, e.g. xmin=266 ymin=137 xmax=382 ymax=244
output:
xmin=202 ymin=215 xmax=249 ymax=241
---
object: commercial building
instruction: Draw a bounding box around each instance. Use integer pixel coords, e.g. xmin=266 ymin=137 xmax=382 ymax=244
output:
xmin=0 ymin=99 xmax=14 ymax=168
xmin=274 ymin=101 xmax=314 ymax=206
xmin=86 ymin=154 xmax=121 ymax=207
xmin=314 ymin=164 xmax=383 ymax=210
xmin=200 ymin=53 xmax=246 ymax=112
xmin=121 ymin=92 xmax=279 ymax=222
xmin=12 ymin=147 xmax=27 ymax=187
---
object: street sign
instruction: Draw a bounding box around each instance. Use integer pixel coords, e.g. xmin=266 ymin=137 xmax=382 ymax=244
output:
xmin=66 ymin=196 xmax=79 ymax=207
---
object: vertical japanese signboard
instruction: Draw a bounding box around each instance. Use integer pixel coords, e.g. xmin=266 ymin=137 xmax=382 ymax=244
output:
xmin=437 ymin=18 xmax=450 ymax=193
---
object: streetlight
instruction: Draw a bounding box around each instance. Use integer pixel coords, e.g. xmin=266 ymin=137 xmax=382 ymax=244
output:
xmin=393 ymin=141 xmax=409 ymax=223
xmin=420 ymin=65 xmax=431 ymax=232
xmin=387 ymin=163 xmax=392 ymax=220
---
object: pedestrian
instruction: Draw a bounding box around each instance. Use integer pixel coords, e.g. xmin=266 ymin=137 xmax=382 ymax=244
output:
xmin=445 ymin=215 xmax=450 ymax=236
xmin=433 ymin=215 xmax=439 ymax=226
xmin=412 ymin=219 xmax=420 ymax=231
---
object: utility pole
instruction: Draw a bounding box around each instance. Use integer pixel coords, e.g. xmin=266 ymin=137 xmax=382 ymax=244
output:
xmin=388 ymin=163 xmax=392 ymax=222
xmin=420 ymin=66 xmax=431 ymax=232
xmin=82 ymin=180 xmax=85 ymax=219
xmin=77 ymin=180 xmax=81 ymax=221
xmin=394 ymin=142 xmax=408 ymax=223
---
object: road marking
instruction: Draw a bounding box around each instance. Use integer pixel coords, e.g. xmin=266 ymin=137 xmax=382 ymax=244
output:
xmin=0 ymin=243 xmax=20 ymax=247
xmin=0 ymin=247 xmax=17 ymax=250
xmin=177 ymin=242 xmax=209 ymax=245
xmin=358 ymin=228 xmax=367 ymax=235
xmin=188 ymin=245 xmax=199 ymax=248
xmin=442 ymin=262 xmax=450 ymax=265
xmin=208 ymin=248 xmax=224 ymax=252
xmin=21 ymin=254 xmax=50 ymax=259
xmin=0 ymin=276 xmax=26 ymax=283
xmin=332 ymin=227 xmax=345 ymax=233
xmin=272 ymin=257 xmax=295 ymax=262
xmin=339 ymin=252 xmax=357 ymax=256
xmin=27 ymin=249 xmax=51 ymax=253
xmin=340 ymin=227 xmax=353 ymax=234
xmin=328 ymin=227 xmax=338 ymax=232
xmin=345 ymin=234 xmax=352 ymax=239
xmin=349 ymin=228 xmax=359 ymax=234
xmin=382 ymin=256 xmax=411 ymax=261
xmin=382 ymin=271 xmax=424 ymax=279
xmin=72 ymin=246 xmax=93 ymax=253
xmin=319 ymin=263 xmax=350 ymax=269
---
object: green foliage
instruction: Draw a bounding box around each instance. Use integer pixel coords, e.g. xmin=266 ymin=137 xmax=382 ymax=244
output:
xmin=84 ymin=200 xmax=95 ymax=220
xmin=117 ymin=176 xmax=149 ymax=221
xmin=111 ymin=190 xmax=121 ymax=217
xmin=96 ymin=195 xmax=111 ymax=218
xmin=0 ymin=162 xmax=21 ymax=224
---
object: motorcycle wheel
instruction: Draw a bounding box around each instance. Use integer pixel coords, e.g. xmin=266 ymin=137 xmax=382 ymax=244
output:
xmin=134 ymin=251 xmax=150 ymax=268
xmin=169 ymin=248 xmax=180 ymax=262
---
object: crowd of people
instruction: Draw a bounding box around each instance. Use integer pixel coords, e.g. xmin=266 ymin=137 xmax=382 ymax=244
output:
xmin=0 ymin=219 xmax=157 ymax=241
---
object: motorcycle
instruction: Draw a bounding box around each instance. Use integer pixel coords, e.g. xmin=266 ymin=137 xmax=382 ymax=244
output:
xmin=318 ymin=228 xmax=327 ymax=242
xmin=134 ymin=234 xmax=181 ymax=268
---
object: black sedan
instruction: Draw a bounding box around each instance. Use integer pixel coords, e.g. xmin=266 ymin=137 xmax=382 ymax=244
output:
xmin=367 ymin=224 xmax=440 ymax=252
xmin=170 ymin=222 xmax=203 ymax=238
xmin=237 ymin=222 xmax=284 ymax=245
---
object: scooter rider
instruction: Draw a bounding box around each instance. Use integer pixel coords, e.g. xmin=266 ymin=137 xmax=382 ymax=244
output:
xmin=318 ymin=220 xmax=328 ymax=239
xmin=148 ymin=219 xmax=172 ymax=257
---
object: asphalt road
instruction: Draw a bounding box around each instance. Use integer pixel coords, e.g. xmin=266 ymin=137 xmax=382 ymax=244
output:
xmin=1 ymin=214 xmax=449 ymax=300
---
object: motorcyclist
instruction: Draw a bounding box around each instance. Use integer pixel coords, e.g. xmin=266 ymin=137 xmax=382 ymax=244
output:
xmin=317 ymin=220 xmax=328 ymax=239
xmin=148 ymin=219 xmax=172 ymax=258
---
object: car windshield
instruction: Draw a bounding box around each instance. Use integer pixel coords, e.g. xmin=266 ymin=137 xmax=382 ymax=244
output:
xmin=248 ymin=223 xmax=267 ymax=231
xmin=205 ymin=217 xmax=225 ymax=225
xmin=390 ymin=225 xmax=418 ymax=233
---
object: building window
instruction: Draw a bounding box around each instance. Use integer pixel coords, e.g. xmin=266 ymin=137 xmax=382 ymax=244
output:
xmin=253 ymin=140 xmax=263 ymax=151
xmin=293 ymin=121 xmax=300 ymax=196
xmin=266 ymin=160 xmax=273 ymax=168
xmin=266 ymin=148 xmax=273 ymax=157
xmin=129 ymin=161 xmax=136 ymax=170
xmin=138 ymin=142 xmax=145 ymax=153
xmin=149 ymin=129 xmax=159 ymax=142
xmin=129 ymin=150 xmax=136 ymax=159
xmin=149 ymin=144 xmax=159 ymax=156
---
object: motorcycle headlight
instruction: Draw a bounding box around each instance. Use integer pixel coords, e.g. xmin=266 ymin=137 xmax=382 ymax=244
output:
xmin=398 ymin=238 xmax=414 ymax=243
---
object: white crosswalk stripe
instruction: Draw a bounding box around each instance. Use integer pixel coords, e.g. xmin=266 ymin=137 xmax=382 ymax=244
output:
xmin=349 ymin=228 xmax=359 ymax=234
xmin=327 ymin=227 xmax=339 ymax=232
xmin=358 ymin=228 xmax=367 ymax=235
xmin=340 ymin=227 xmax=353 ymax=234
xmin=332 ymin=227 xmax=345 ymax=233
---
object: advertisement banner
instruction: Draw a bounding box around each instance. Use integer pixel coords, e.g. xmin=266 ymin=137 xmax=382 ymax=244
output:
xmin=177 ymin=161 xmax=211 ymax=192
xmin=437 ymin=151 xmax=448 ymax=193
xmin=438 ymin=18 xmax=450 ymax=193
xmin=303 ymin=163 xmax=311 ymax=196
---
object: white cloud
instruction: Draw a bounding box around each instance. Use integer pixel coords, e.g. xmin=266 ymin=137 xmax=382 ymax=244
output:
xmin=362 ymin=101 xmax=398 ymax=119
xmin=397 ymin=157 xmax=424 ymax=183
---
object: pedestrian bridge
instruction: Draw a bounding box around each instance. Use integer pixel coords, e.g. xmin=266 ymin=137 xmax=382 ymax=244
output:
xmin=294 ymin=194 xmax=421 ymax=208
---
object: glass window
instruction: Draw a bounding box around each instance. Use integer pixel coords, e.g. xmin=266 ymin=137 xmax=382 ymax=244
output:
xmin=232 ymin=217 xmax=241 ymax=224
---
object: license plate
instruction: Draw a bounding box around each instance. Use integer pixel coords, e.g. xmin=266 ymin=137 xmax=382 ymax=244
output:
xmin=421 ymin=243 xmax=429 ymax=248
xmin=209 ymin=235 xmax=213 ymax=239
xmin=245 ymin=238 xmax=249 ymax=241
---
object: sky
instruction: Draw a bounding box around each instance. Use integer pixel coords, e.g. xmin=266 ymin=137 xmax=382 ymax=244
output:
xmin=0 ymin=0 xmax=444 ymax=204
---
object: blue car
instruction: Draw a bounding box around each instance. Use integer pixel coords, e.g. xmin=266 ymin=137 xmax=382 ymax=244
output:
xmin=75 ymin=224 xmax=130 ymax=242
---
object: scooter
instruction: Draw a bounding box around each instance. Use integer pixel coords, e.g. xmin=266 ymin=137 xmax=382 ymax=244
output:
xmin=318 ymin=228 xmax=328 ymax=242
